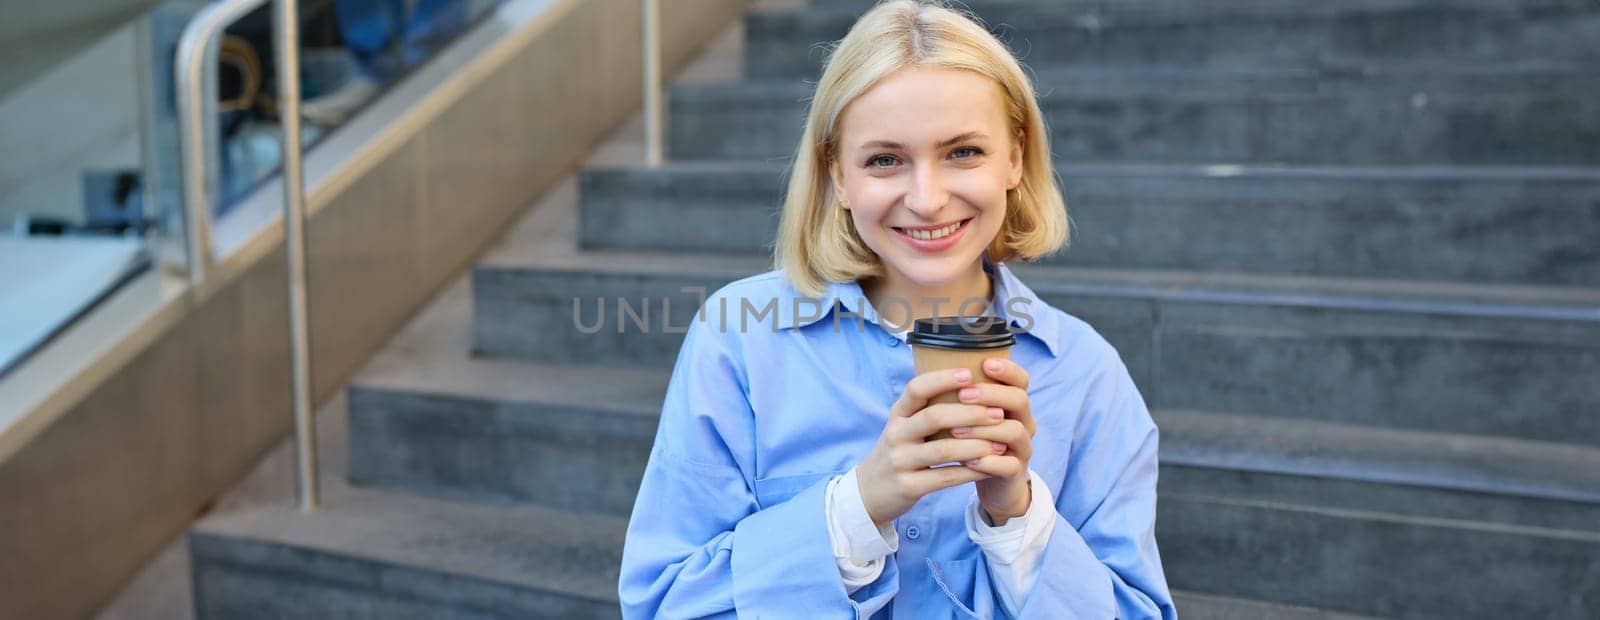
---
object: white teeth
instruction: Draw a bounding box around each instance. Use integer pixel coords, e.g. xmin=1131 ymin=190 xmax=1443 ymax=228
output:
xmin=904 ymin=221 xmax=962 ymax=241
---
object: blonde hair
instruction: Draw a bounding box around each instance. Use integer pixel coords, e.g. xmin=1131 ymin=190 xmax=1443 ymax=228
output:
xmin=774 ymin=0 xmax=1070 ymax=298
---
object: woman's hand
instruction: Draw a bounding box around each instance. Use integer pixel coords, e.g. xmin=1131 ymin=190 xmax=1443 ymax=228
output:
xmin=953 ymin=358 xmax=1036 ymax=526
xmin=857 ymin=367 xmax=1009 ymax=528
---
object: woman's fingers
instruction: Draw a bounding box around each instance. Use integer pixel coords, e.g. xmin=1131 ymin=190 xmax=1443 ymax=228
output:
xmin=903 ymin=462 xmax=991 ymax=496
xmin=981 ymin=357 xmax=1029 ymax=390
xmin=865 ymin=367 xmax=1024 ymax=526
xmin=962 ymin=454 xmax=1026 ymax=479
xmin=955 ymin=383 xmax=1035 ymax=433
xmin=894 ymin=437 xmax=1005 ymax=471
xmin=955 ymin=383 xmax=1028 ymax=412
xmin=948 ymin=419 xmax=1033 ymax=461
xmin=893 ymin=402 xmax=1000 ymax=442
xmin=891 ymin=368 xmax=973 ymax=418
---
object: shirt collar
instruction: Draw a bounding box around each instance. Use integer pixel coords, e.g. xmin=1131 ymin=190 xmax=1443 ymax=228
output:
xmin=776 ymin=255 xmax=1061 ymax=357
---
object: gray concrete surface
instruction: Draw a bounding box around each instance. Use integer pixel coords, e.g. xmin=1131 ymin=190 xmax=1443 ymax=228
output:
xmin=668 ymin=68 xmax=1600 ymax=165
xmin=346 ymin=335 xmax=1600 ymax=525
xmin=471 ymin=247 xmax=1600 ymax=446
xmin=98 ymin=0 xmax=1600 ymax=617
xmin=747 ymin=0 xmax=1600 ymax=80
xmin=1159 ymin=493 xmax=1600 ymax=618
xmin=577 ymin=163 xmax=1600 ymax=286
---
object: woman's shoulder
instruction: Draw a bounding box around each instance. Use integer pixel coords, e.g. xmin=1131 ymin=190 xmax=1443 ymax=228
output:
xmin=1044 ymin=306 xmax=1120 ymax=361
xmin=994 ymin=275 xmax=1134 ymax=396
xmin=1033 ymin=303 xmax=1146 ymax=403
xmin=693 ymin=268 xmax=820 ymax=335
xmin=706 ymin=268 xmax=793 ymax=302
xmin=673 ymin=269 xmax=809 ymax=357
xmin=993 ymin=264 xmax=1125 ymax=368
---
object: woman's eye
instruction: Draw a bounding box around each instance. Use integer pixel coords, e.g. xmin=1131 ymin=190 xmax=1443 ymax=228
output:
xmin=866 ymin=155 xmax=898 ymax=168
xmin=952 ymin=146 xmax=982 ymax=159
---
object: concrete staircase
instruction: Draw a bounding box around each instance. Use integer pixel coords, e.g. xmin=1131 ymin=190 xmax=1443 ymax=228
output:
xmin=190 ymin=1 xmax=1600 ymax=618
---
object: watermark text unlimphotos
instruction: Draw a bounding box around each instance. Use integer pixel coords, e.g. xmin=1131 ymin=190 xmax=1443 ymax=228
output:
xmin=571 ymin=287 xmax=1035 ymax=335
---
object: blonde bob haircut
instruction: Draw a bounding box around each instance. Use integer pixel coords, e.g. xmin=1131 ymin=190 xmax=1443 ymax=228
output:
xmin=774 ymin=0 xmax=1070 ymax=298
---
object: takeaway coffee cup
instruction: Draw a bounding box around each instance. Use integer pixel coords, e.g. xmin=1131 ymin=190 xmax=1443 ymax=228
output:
xmin=907 ymin=316 xmax=1016 ymax=442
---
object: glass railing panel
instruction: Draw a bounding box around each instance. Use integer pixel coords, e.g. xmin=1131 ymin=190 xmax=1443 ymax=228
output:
xmin=0 ymin=1 xmax=202 ymax=377
xmin=210 ymin=0 xmax=505 ymax=217
xmin=0 ymin=0 xmax=506 ymax=377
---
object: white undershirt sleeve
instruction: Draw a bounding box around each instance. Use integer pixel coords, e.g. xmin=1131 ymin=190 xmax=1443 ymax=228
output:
xmin=825 ymin=466 xmax=901 ymax=593
xmin=966 ymin=469 xmax=1057 ymax=616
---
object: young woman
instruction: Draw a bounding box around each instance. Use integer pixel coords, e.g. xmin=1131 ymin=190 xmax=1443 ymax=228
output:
xmin=619 ymin=2 xmax=1174 ymax=617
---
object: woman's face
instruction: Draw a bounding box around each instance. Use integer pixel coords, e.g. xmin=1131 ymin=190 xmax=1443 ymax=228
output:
xmin=829 ymin=66 xmax=1023 ymax=292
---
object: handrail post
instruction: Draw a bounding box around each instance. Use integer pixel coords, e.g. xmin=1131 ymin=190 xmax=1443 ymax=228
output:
xmin=275 ymin=0 xmax=319 ymax=512
xmin=177 ymin=0 xmax=273 ymax=285
xmin=175 ymin=6 xmax=221 ymax=285
xmin=643 ymin=0 xmax=663 ymax=167
xmin=176 ymin=0 xmax=318 ymax=511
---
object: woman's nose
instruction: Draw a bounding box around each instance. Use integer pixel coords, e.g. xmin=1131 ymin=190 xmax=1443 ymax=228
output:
xmin=903 ymin=163 xmax=950 ymax=216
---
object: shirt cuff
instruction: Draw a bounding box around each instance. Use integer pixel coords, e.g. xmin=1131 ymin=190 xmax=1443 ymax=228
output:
xmin=965 ymin=469 xmax=1057 ymax=614
xmin=826 ymin=467 xmax=899 ymax=592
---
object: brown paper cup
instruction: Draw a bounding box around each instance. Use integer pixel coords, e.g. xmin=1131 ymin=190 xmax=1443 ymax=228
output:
xmin=907 ymin=316 xmax=1015 ymax=442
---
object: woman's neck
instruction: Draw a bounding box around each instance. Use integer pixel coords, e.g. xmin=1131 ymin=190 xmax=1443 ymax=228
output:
xmin=863 ymin=260 xmax=993 ymax=331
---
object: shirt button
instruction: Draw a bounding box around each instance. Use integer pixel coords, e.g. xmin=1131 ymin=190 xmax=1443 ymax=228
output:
xmin=887 ymin=337 xmax=901 ymax=347
xmin=905 ymin=525 xmax=921 ymax=540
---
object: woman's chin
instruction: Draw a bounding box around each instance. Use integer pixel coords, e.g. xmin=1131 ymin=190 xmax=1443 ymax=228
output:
xmin=882 ymin=253 xmax=984 ymax=289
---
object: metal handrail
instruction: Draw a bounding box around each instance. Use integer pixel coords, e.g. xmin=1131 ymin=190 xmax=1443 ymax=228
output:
xmin=275 ymin=0 xmax=318 ymax=512
xmin=175 ymin=0 xmax=270 ymax=286
xmin=175 ymin=0 xmax=318 ymax=511
xmin=173 ymin=0 xmax=663 ymax=511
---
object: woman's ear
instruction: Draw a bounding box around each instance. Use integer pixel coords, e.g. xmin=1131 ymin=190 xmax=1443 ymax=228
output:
xmin=1007 ymin=129 xmax=1025 ymax=191
xmin=828 ymin=153 xmax=850 ymax=209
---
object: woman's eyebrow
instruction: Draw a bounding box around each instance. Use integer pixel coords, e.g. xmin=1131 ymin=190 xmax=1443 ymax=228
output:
xmin=859 ymin=131 xmax=989 ymax=150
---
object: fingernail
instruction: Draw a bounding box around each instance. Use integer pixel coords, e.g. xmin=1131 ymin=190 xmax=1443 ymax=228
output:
xmin=987 ymin=407 xmax=1004 ymax=420
xmin=985 ymin=359 xmax=1002 ymax=371
xmin=964 ymin=459 xmax=982 ymax=467
xmin=992 ymin=442 xmax=1007 ymax=454
xmin=960 ymin=387 xmax=979 ymax=401
xmin=955 ymin=369 xmax=972 ymax=383
xmin=951 ymin=427 xmax=970 ymax=438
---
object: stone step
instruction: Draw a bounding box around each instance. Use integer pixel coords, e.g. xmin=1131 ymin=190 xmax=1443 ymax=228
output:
xmin=668 ymin=68 xmax=1600 ymax=165
xmin=1176 ymin=592 xmax=1380 ymax=620
xmin=347 ymin=352 xmax=1600 ymax=531
xmin=339 ymin=354 xmax=1600 ymax=617
xmin=188 ymin=481 xmax=1395 ymax=619
xmin=472 ymin=250 xmax=1600 ymax=446
xmin=577 ymin=162 xmax=1600 ymax=288
xmin=751 ymin=0 xmax=1600 ymax=80
xmin=346 ymin=356 xmax=669 ymax=518
xmin=190 ymin=485 xmax=627 ymax=619
xmin=1160 ymin=494 xmax=1600 ymax=618
xmin=1157 ymin=410 xmax=1600 ymax=533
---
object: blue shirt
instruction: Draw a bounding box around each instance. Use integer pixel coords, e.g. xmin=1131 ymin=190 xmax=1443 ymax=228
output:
xmin=619 ymin=259 xmax=1177 ymax=619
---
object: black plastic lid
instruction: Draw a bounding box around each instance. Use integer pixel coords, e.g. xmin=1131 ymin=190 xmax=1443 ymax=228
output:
xmin=907 ymin=316 xmax=1016 ymax=351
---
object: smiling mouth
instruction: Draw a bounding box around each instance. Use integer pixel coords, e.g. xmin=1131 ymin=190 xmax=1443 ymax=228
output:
xmin=893 ymin=218 xmax=972 ymax=241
